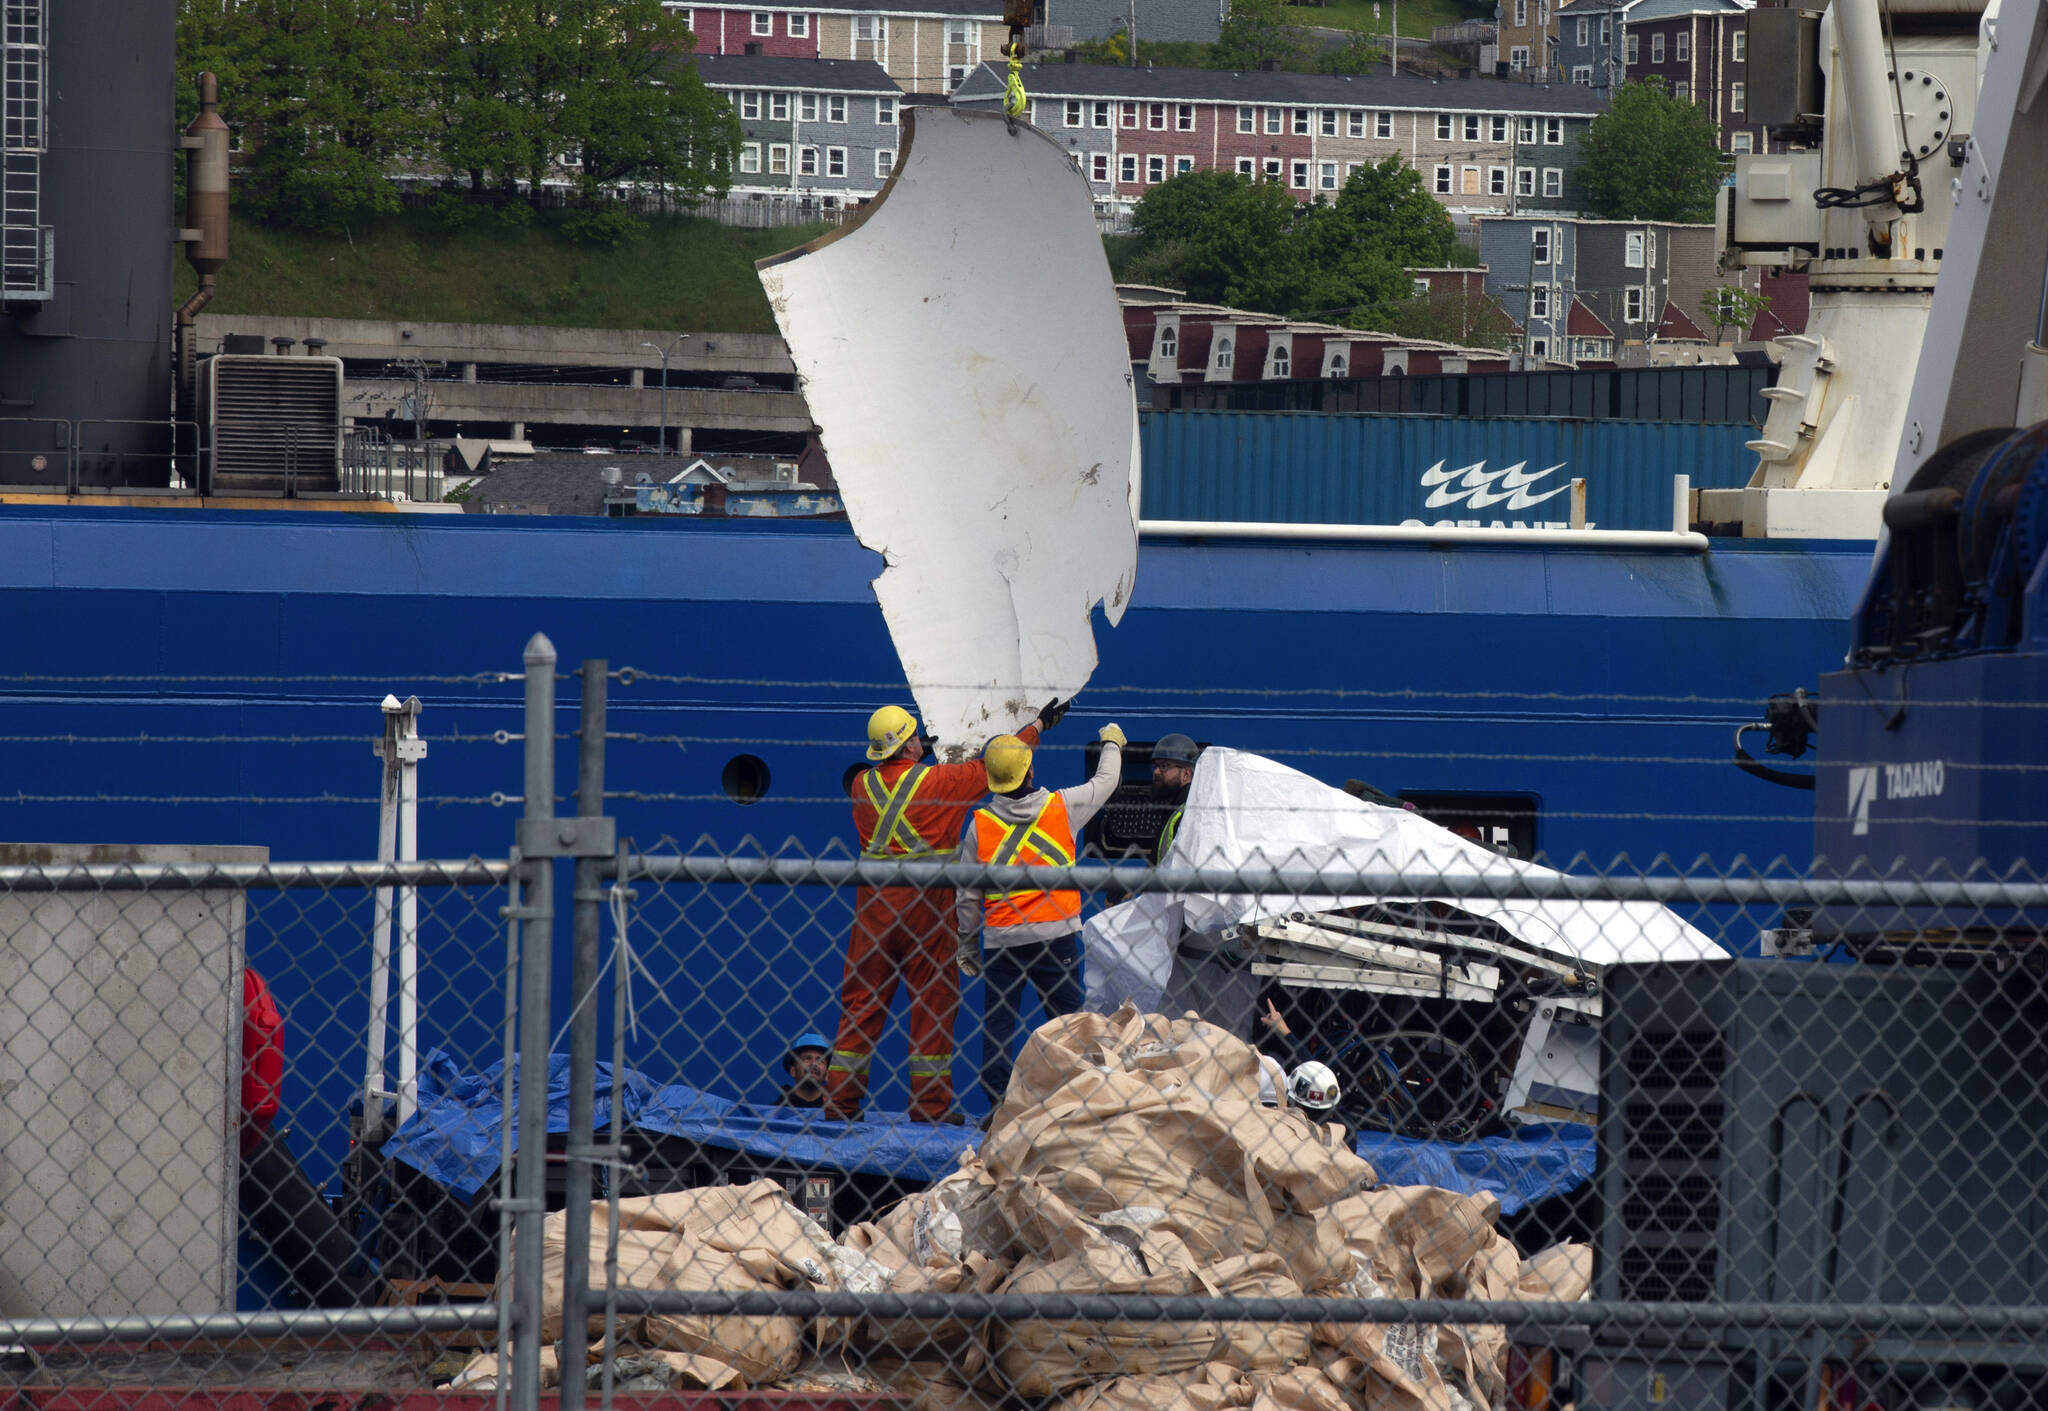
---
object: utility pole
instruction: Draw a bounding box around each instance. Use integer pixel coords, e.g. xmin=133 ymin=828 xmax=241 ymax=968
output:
xmin=1128 ymin=0 xmax=1137 ymax=64
xmin=640 ymin=333 xmax=690 ymax=456
xmin=1391 ymin=0 xmax=1399 ymax=74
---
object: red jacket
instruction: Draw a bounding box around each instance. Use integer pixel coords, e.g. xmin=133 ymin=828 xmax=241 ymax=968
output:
xmin=241 ymin=967 xmax=284 ymax=1153
xmin=851 ymin=723 xmax=1042 ymax=870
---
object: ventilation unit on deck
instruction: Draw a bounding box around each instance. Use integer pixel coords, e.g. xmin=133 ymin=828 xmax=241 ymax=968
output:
xmin=1 ymin=0 xmax=52 ymax=306
xmin=198 ymin=354 xmax=344 ymax=495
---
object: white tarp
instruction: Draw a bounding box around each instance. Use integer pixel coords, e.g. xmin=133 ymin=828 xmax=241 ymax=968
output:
xmin=1083 ymin=749 xmax=1727 ymax=1013
xmin=759 ymin=107 xmax=1140 ymax=750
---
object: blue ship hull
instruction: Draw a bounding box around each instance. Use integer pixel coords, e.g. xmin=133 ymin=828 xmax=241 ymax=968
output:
xmin=0 ymin=506 xmax=1871 ymax=1135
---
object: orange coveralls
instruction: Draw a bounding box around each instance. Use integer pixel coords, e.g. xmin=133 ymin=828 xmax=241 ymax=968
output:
xmin=827 ymin=722 xmax=1040 ymax=1120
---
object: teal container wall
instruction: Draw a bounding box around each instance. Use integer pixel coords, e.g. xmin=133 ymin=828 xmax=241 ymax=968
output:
xmin=1139 ymin=412 xmax=1758 ymax=529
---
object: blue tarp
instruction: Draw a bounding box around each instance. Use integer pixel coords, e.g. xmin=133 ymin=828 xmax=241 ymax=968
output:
xmin=385 ymin=1055 xmax=1593 ymax=1213
xmin=1356 ymin=1122 xmax=1595 ymax=1216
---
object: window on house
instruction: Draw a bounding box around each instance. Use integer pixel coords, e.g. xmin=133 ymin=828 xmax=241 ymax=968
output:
xmin=876 ymin=148 xmax=895 ymax=177
xmin=947 ymin=19 xmax=972 ymax=44
xmin=1461 ymin=165 xmax=1480 ymax=193
xmin=1148 ymin=102 xmax=1166 ymax=130
xmin=1120 ymin=153 xmax=1138 ymax=182
xmin=1348 ymin=109 xmax=1365 ymax=137
xmin=1532 ymin=227 xmax=1551 ymax=263
xmin=799 ymin=94 xmax=818 ymax=121
xmin=1174 ymin=155 xmax=1193 ymax=174
xmin=741 ymin=91 xmax=762 ymax=119
xmin=1321 ymin=109 xmax=1338 ymax=136
xmin=752 ymin=11 xmax=772 ymax=35
xmin=1530 ymin=286 xmax=1550 ymax=318
xmin=1093 ymin=152 xmax=1112 ymax=180
xmin=1733 ymin=28 xmax=1746 ymax=61
xmin=1625 ymin=286 xmax=1644 ymax=322
xmin=1320 ymin=161 xmax=1339 ymax=190
xmin=1516 ymin=166 xmax=1535 ymax=195
xmin=1291 ymin=159 xmax=1310 ymax=188
xmin=1626 ymin=231 xmax=1645 ymax=267
xmin=1216 ymin=337 xmax=1233 ymax=370
xmin=1064 ymin=99 xmax=1082 ymax=127
xmin=1263 ymin=157 xmax=1283 ymax=181
xmin=1576 ymin=18 xmax=1588 ymax=44
xmin=1573 ymin=66 xmax=1592 ymax=85
xmin=739 ymin=142 xmax=762 ymax=173
xmin=1146 ymin=154 xmax=1166 ymax=183
xmin=1651 ymin=33 xmax=1664 ymax=62
xmin=1414 ymin=277 xmax=1431 ymax=296
xmin=1346 ymin=160 xmax=1363 ymax=178
xmin=1518 ymin=116 xmax=1536 ymax=142
xmin=1292 ymin=108 xmax=1310 ymax=135
xmin=1646 ymin=230 xmax=1655 ymax=261
xmin=1236 ymin=156 xmax=1255 ymax=176
xmin=1731 ymin=82 xmax=1745 ymax=112
xmin=1547 ymin=118 xmax=1564 ymax=143
xmin=1627 ymin=33 xmax=1639 ymax=63
xmin=1601 ymin=16 xmax=1612 ymax=44
xmin=945 ymin=64 xmax=968 ymax=91
xmin=1543 ymin=167 xmax=1563 ymax=196
xmin=854 ymin=15 xmax=883 ymax=40
xmin=1490 ymin=115 xmax=1508 ymax=141
xmin=1676 ymin=31 xmax=1690 ymax=61
xmin=770 ymin=92 xmax=791 ymax=120
xmin=1463 ymin=115 xmax=1480 ymax=141
xmin=1436 ymin=114 xmax=1453 ymax=139
xmin=1238 ymin=105 xmax=1255 ymax=133
xmin=828 ymin=94 xmax=847 ymax=121
xmin=1329 ymin=354 xmax=1347 ymax=377
xmin=1158 ymin=325 xmax=1177 ymax=358
xmin=1271 ymin=344 xmax=1291 ymax=377
xmin=826 ymin=146 xmax=845 ymax=176
xmin=1434 ymin=164 xmax=1452 ymax=193
xmin=1488 ymin=166 xmax=1507 ymax=195
xmin=1511 ymin=45 xmax=1529 ymax=70
xmin=1731 ymin=130 xmax=1754 ymax=153
xmin=1529 ymin=337 xmax=1549 ymax=358
xmin=1514 ymin=0 xmax=1527 ymax=24
xmin=1375 ymin=111 xmax=1393 ymax=138
xmin=799 ymin=146 xmax=819 ymax=175
xmin=1094 ymin=101 xmax=1112 ymax=128
xmin=1121 ymin=102 xmax=1139 ymax=128
xmin=768 ymin=143 xmax=790 ymax=174
xmin=1673 ymin=80 xmax=1690 ymax=100
xmin=789 ymin=12 xmax=808 ymax=36
xmin=1177 ymin=104 xmax=1195 ymax=131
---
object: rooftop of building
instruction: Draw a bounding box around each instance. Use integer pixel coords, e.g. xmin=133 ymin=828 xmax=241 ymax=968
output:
xmin=954 ymin=61 xmax=1606 ymax=116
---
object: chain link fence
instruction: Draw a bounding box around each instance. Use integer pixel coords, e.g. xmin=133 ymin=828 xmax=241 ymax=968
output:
xmin=0 ymin=635 xmax=2043 ymax=1411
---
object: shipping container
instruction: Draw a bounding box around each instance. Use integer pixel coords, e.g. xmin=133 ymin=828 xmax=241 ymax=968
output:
xmin=1149 ymin=362 xmax=1775 ymax=425
xmin=1140 ymin=412 xmax=1758 ymax=530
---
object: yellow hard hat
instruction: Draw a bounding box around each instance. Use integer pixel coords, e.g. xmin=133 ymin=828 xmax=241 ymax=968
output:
xmin=984 ymin=734 xmax=1033 ymax=792
xmin=866 ymin=704 xmax=918 ymax=761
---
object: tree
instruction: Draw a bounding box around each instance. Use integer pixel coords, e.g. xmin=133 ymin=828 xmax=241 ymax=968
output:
xmin=1373 ymin=287 xmax=1519 ymax=350
xmin=177 ymin=0 xmax=430 ymax=233
xmin=1572 ymin=79 xmax=1724 ymax=221
xmin=416 ymin=0 xmax=739 ymax=217
xmin=1329 ymin=157 xmax=1460 ymax=270
xmin=1215 ymin=0 xmax=1314 ymax=71
xmin=1700 ymin=284 xmax=1769 ymax=343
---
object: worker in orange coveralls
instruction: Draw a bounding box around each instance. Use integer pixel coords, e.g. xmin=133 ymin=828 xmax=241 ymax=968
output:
xmin=826 ymin=696 xmax=1069 ymax=1121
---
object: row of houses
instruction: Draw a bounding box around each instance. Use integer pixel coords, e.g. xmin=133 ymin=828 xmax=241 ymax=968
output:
xmin=698 ymin=54 xmax=1605 ymax=222
xmin=1498 ymin=0 xmax=1765 ymax=152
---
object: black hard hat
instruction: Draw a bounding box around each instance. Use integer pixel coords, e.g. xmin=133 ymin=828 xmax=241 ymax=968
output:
xmin=1153 ymin=733 xmax=1199 ymax=765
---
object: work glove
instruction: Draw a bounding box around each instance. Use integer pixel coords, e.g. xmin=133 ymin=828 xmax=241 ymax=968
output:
xmin=956 ymin=928 xmax=984 ymax=978
xmin=1039 ymin=696 xmax=1071 ymax=730
xmin=1098 ymin=723 xmax=1127 ymax=748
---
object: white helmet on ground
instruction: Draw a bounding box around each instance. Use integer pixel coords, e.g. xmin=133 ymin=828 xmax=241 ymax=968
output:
xmin=1288 ymin=1061 xmax=1341 ymax=1114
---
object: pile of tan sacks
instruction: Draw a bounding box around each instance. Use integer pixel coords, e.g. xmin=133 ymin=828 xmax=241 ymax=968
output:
xmin=453 ymin=1005 xmax=1591 ymax=1409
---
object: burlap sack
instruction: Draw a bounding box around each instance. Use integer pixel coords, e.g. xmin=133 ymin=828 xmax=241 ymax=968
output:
xmin=993 ymin=1004 xmax=1265 ymax=1137
xmin=1248 ymin=1365 xmax=1364 ymax=1411
xmin=1516 ymin=1242 xmax=1592 ymax=1302
xmin=867 ymin=1353 xmax=1011 ymax=1411
xmin=1311 ymin=1266 xmax=1458 ymax=1411
xmin=1319 ymin=1186 xmax=1500 ymax=1300
xmin=1058 ymin=1363 xmax=1256 ymax=1411
xmin=989 ymin=1227 xmax=1219 ymax=1397
xmin=1205 ymin=1253 xmax=1313 ymax=1371
xmin=635 ymin=1242 xmax=805 ymax=1383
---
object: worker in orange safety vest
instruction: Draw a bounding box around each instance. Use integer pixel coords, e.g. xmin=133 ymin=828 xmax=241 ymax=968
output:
xmin=964 ymin=723 xmax=1124 ymax=1113
xmin=826 ymin=695 xmax=1067 ymax=1121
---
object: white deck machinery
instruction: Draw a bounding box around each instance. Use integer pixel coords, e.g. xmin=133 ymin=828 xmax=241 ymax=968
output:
xmin=1710 ymin=0 xmax=2045 ymax=539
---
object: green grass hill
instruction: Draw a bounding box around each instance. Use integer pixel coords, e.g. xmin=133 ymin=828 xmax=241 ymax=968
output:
xmin=174 ymin=207 xmax=832 ymax=333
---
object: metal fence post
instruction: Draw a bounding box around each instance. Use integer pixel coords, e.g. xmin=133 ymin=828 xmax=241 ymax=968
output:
xmin=510 ymin=632 xmax=556 ymax=1411
xmin=559 ymin=660 xmax=608 ymax=1410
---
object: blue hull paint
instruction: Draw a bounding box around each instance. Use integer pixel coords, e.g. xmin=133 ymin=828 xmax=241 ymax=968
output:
xmin=0 ymin=507 xmax=1871 ymax=1150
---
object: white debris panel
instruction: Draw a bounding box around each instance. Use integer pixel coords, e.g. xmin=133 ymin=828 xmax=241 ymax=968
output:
xmin=759 ymin=106 xmax=1140 ymax=750
xmin=1085 ymin=749 xmax=1728 ymax=1013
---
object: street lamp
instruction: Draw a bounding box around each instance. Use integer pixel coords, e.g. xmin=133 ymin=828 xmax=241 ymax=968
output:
xmin=640 ymin=333 xmax=690 ymax=455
